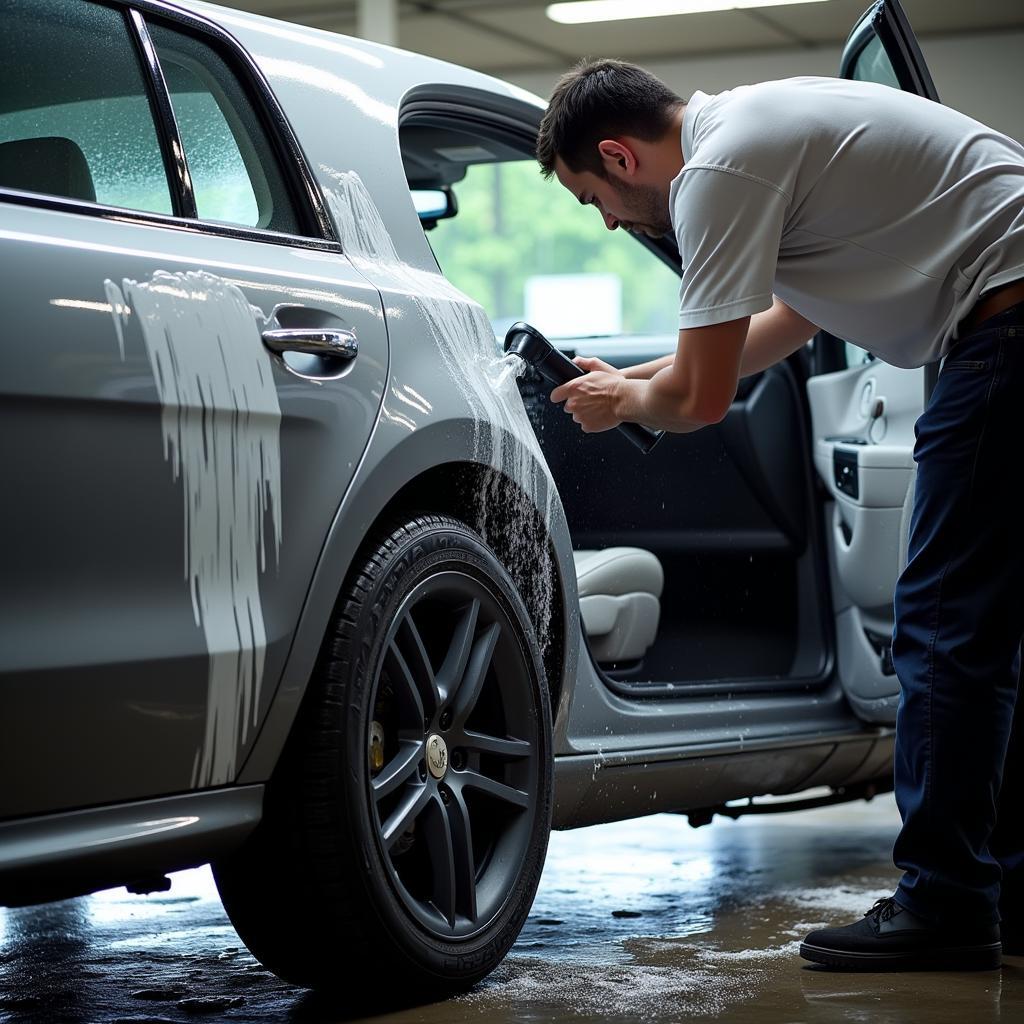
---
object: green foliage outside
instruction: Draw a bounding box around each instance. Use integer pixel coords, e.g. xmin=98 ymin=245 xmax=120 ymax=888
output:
xmin=428 ymin=159 xmax=680 ymax=339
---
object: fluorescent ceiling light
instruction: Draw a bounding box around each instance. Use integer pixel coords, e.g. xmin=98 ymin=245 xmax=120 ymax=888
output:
xmin=547 ymin=0 xmax=832 ymax=25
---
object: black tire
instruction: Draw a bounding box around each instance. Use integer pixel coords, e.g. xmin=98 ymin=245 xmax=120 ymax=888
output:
xmin=213 ymin=514 xmax=552 ymax=995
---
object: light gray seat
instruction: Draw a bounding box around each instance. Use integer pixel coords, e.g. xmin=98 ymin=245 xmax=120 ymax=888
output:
xmin=573 ymin=547 xmax=664 ymax=663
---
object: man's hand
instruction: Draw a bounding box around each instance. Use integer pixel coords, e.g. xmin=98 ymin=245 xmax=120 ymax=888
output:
xmin=550 ymin=370 xmax=624 ymax=433
xmin=573 ymin=356 xmax=622 ymax=375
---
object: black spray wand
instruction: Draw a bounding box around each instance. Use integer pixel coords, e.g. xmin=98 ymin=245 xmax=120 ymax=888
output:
xmin=503 ymin=322 xmax=664 ymax=454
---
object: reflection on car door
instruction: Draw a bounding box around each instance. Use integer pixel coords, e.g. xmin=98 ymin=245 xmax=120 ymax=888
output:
xmin=0 ymin=0 xmax=386 ymax=818
xmin=805 ymin=0 xmax=940 ymax=723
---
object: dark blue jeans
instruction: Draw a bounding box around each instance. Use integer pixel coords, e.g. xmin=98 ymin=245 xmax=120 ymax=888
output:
xmin=892 ymin=298 xmax=1024 ymax=926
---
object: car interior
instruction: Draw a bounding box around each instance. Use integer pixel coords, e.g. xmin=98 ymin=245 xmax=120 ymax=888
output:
xmin=400 ymin=116 xmax=836 ymax=700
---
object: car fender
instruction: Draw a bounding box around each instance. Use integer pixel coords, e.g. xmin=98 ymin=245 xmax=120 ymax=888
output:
xmin=238 ymin=415 xmax=580 ymax=784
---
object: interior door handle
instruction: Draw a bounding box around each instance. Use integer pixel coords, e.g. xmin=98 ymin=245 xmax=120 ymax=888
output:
xmin=261 ymin=327 xmax=358 ymax=360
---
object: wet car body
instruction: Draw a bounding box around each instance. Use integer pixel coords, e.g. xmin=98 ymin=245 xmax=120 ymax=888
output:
xmin=0 ymin=0 xmax=940 ymax=993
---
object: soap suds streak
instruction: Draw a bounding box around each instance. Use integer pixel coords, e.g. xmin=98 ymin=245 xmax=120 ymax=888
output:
xmin=321 ymin=167 xmax=556 ymax=644
xmin=106 ymin=271 xmax=282 ymax=788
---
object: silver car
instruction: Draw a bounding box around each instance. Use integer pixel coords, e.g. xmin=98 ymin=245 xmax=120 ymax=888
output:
xmin=0 ymin=0 xmax=939 ymax=995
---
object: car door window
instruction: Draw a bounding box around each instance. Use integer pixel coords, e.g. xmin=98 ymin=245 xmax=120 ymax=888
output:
xmin=0 ymin=0 xmax=173 ymax=214
xmin=427 ymin=159 xmax=680 ymax=344
xmin=847 ymin=34 xmax=902 ymax=89
xmin=147 ymin=19 xmax=300 ymax=234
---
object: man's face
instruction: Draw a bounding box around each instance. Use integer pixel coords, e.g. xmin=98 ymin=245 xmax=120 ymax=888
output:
xmin=554 ymin=156 xmax=672 ymax=238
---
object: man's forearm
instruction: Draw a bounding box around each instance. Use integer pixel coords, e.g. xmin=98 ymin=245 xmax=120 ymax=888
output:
xmin=621 ymin=354 xmax=675 ymax=380
xmin=613 ymin=370 xmax=710 ymax=434
xmin=619 ymin=300 xmax=815 ymax=382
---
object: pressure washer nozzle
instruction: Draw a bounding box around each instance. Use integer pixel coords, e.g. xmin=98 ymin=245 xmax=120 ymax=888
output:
xmin=503 ymin=322 xmax=551 ymax=365
xmin=502 ymin=321 xmax=664 ymax=455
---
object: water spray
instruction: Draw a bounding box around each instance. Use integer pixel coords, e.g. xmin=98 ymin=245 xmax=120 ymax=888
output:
xmin=503 ymin=322 xmax=664 ymax=454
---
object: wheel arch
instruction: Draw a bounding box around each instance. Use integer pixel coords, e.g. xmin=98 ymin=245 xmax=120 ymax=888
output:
xmin=238 ymin=419 xmax=579 ymax=786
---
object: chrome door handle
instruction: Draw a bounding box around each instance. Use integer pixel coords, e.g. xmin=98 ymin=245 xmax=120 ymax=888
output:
xmin=261 ymin=327 xmax=358 ymax=360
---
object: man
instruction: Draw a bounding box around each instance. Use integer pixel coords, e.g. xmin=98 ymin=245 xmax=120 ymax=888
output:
xmin=538 ymin=59 xmax=1024 ymax=972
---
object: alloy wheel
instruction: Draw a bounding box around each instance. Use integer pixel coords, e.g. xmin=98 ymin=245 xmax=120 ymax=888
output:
xmin=368 ymin=570 xmax=540 ymax=940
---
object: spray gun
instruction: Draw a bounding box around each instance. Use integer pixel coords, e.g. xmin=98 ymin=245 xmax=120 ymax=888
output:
xmin=503 ymin=322 xmax=664 ymax=454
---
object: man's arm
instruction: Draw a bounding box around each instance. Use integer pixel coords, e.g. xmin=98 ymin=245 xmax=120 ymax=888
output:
xmin=553 ymin=317 xmax=749 ymax=435
xmin=552 ymin=300 xmax=820 ymax=434
xmin=738 ymin=297 xmax=818 ymax=377
xmin=614 ymin=318 xmax=750 ymax=433
xmin=577 ymin=297 xmax=817 ymax=382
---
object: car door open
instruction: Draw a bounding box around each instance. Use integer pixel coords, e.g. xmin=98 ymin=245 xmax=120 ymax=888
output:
xmin=402 ymin=104 xmax=833 ymax=699
xmin=806 ymin=0 xmax=941 ymax=724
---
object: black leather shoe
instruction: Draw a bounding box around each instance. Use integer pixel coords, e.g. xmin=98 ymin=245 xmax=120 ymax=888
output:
xmin=799 ymin=896 xmax=1002 ymax=971
xmin=1001 ymin=922 xmax=1024 ymax=957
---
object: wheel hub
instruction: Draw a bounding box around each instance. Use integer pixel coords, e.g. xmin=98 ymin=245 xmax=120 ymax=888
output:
xmin=425 ymin=733 xmax=449 ymax=779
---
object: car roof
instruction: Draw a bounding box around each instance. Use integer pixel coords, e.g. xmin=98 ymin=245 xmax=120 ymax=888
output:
xmin=166 ymin=0 xmax=545 ymax=268
xmin=176 ymin=0 xmax=546 ymax=115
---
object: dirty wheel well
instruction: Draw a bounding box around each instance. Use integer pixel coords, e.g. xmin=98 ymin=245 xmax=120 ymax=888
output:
xmin=375 ymin=462 xmax=566 ymax=710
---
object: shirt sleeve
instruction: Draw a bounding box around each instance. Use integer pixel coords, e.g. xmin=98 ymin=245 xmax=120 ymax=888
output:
xmin=673 ymin=166 xmax=789 ymax=329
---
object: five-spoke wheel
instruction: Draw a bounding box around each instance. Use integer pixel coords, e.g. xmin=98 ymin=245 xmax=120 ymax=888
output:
xmin=213 ymin=515 xmax=552 ymax=994
xmin=370 ymin=573 xmax=540 ymax=937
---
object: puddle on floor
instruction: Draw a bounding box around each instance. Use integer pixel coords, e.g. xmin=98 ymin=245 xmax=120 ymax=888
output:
xmin=2 ymin=796 xmax=1021 ymax=1023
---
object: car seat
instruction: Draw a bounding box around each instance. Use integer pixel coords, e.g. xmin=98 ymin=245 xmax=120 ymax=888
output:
xmin=0 ymin=136 xmax=97 ymax=203
xmin=573 ymin=547 xmax=663 ymax=663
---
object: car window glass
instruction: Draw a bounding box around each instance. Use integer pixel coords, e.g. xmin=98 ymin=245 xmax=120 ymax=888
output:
xmin=849 ymin=34 xmax=901 ymax=90
xmin=159 ymin=59 xmax=259 ymax=227
xmin=148 ymin=19 xmax=300 ymax=234
xmin=427 ymin=159 xmax=680 ymax=344
xmin=0 ymin=0 xmax=172 ymax=214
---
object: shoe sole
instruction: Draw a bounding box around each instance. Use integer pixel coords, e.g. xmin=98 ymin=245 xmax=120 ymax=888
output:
xmin=799 ymin=941 xmax=1002 ymax=972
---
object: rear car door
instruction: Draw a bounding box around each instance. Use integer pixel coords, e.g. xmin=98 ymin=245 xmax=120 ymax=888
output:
xmin=0 ymin=0 xmax=386 ymax=817
xmin=806 ymin=0 xmax=940 ymax=722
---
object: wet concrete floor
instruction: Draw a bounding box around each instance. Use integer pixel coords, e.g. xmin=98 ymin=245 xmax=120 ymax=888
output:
xmin=2 ymin=793 xmax=1021 ymax=1022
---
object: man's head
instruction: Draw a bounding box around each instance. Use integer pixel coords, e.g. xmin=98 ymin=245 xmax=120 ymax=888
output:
xmin=536 ymin=59 xmax=684 ymax=237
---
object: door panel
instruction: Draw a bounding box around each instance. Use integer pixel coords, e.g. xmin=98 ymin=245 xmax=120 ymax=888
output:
xmin=0 ymin=203 xmax=386 ymax=818
xmin=0 ymin=0 xmax=388 ymax=819
xmin=812 ymin=0 xmax=939 ymax=722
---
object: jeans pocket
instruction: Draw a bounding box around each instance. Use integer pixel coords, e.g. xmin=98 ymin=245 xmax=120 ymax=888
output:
xmin=943 ymin=360 xmax=989 ymax=372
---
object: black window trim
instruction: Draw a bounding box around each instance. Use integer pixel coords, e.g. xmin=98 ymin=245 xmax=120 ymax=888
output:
xmin=0 ymin=185 xmax=342 ymax=251
xmin=128 ymin=7 xmax=198 ymax=219
xmin=0 ymin=0 xmax=340 ymax=252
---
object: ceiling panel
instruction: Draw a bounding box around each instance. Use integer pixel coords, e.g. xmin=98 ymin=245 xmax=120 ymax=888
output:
xmin=225 ymin=1 xmax=1024 ymax=74
xmin=398 ymin=12 xmax=553 ymax=68
xmin=765 ymin=0 xmax=1024 ymax=43
xmin=729 ymin=0 xmax=876 ymax=45
xmin=469 ymin=7 xmax=788 ymax=60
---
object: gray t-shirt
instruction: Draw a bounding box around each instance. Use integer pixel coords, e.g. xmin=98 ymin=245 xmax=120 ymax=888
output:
xmin=670 ymin=77 xmax=1024 ymax=367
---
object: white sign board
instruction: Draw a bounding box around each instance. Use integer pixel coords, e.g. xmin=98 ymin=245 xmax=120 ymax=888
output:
xmin=524 ymin=273 xmax=622 ymax=339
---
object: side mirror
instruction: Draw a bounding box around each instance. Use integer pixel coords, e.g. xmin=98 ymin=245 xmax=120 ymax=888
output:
xmin=411 ymin=186 xmax=457 ymax=230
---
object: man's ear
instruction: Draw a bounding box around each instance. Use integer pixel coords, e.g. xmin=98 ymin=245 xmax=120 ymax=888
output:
xmin=597 ymin=139 xmax=637 ymax=179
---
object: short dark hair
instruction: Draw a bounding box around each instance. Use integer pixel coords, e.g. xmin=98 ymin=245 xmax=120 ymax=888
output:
xmin=536 ymin=59 xmax=683 ymax=180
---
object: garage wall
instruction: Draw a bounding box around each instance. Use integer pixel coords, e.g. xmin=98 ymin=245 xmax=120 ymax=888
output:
xmin=506 ymin=31 xmax=1024 ymax=143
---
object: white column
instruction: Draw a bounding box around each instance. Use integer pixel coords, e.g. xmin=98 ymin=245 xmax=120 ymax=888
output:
xmin=357 ymin=0 xmax=398 ymax=46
